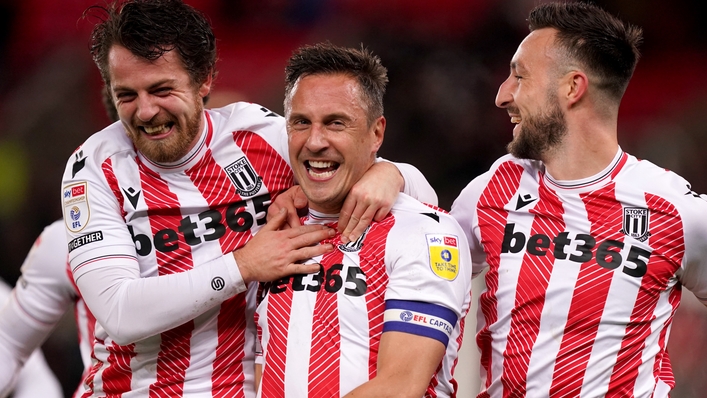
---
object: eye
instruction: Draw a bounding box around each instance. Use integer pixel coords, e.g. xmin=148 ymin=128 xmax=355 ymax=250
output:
xmin=289 ymin=118 xmax=310 ymax=130
xmin=153 ymin=87 xmax=172 ymax=96
xmin=115 ymin=92 xmax=136 ymax=103
xmin=515 ymin=75 xmax=523 ymax=81
xmin=328 ymin=120 xmax=346 ymax=131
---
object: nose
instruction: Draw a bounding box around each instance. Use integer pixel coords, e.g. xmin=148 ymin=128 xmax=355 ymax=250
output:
xmin=495 ymin=76 xmax=514 ymax=109
xmin=304 ymin=123 xmax=329 ymax=153
xmin=135 ymin=94 xmax=159 ymax=122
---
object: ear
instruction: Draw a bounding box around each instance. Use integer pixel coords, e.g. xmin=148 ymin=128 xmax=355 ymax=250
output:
xmin=371 ymin=116 xmax=386 ymax=152
xmin=564 ymin=70 xmax=588 ymax=107
xmin=199 ymin=72 xmax=214 ymax=98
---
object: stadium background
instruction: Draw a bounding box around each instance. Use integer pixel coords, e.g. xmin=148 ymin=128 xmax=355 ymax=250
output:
xmin=0 ymin=0 xmax=705 ymax=396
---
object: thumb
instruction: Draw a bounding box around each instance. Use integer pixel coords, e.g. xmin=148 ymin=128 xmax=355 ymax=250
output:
xmin=294 ymin=186 xmax=309 ymax=209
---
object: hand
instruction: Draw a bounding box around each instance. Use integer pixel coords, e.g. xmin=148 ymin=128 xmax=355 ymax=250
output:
xmin=267 ymin=185 xmax=309 ymax=229
xmin=235 ymin=208 xmax=334 ymax=283
xmin=338 ymin=161 xmax=403 ymax=243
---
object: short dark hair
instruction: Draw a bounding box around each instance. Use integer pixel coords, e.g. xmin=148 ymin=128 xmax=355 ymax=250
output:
xmin=528 ymin=2 xmax=643 ymax=100
xmin=284 ymin=42 xmax=388 ymax=122
xmin=87 ymin=0 xmax=217 ymax=89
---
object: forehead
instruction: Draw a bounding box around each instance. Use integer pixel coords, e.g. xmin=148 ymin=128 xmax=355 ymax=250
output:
xmin=288 ymin=73 xmax=365 ymax=114
xmin=108 ymin=45 xmax=188 ymax=87
xmin=511 ymin=28 xmax=559 ymax=73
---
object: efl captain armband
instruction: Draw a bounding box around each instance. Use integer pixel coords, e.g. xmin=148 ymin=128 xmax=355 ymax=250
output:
xmin=383 ymin=299 xmax=457 ymax=346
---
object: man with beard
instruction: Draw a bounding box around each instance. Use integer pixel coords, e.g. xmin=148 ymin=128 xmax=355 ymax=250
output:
xmin=451 ymin=2 xmax=707 ymax=397
xmin=60 ymin=0 xmax=435 ymax=396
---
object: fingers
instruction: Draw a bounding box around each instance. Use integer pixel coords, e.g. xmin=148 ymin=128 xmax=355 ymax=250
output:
xmin=293 ymin=185 xmax=309 ymax=209
xmin=268 ymin=187 xmax=306 ymax=228
xmin=261 ymin=207 xmax=287 ymax=232
xmin=290 ymin=262 xmax=321 ymax=275
xmin=287 ymin=226 xmax=335 ymax=249
xmin=338 ymin=195 xmax=355 ymax=235
xmin=344 ymin=206 xmax=379 ymax=244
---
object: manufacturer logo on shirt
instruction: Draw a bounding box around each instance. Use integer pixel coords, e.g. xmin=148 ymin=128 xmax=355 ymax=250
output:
xmin=63 ymin=182 xmax=90 ymax=233
xmin=225 ymin=156 xmax=263 ymax=197
xmin=621 ymin=207 xmax=650 ymax=242
xmin=426 ymin=234 xmax=459 ymax=281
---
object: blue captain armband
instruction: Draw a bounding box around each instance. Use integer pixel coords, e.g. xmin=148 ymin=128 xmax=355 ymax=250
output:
xmin=383 ymin=299 xmax=458 ymax=346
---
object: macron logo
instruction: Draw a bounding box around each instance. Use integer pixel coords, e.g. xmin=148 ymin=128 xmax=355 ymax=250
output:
xmin=515 ymin=193 xmax=537 ymax=210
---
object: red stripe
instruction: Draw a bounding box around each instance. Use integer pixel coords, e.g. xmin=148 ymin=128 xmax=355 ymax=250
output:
xmin=308 ymin=249 xmax=345 ymax=396
xmin=500 ymin=177 xmax=565 ymax=398
xmin=102 ymin=342 xmax=137 ymax=396
xmin=549 ymin=183 xmax=624 ymax=396
xmin=260 ymin=284 xmax=294 ymax=398
xmin=212 ymin=294 xmax=248 ymax=398
xmin=102 ymin=158 xmax=128 ymax=220
xmin=186 ymin=148 xmax=249 ymax=397
xmin=137 ymin=160 xmax=195 ymax=397
xmin=605 ymin=194 xmax=684 ymax=397
xmin=232 ymin=130 xmax=294 ymax=205
xmin=654 ymin=286 xmax=680 ymax=389
xmin=359 ymin=215 xmax=395 ymax=379
xmin=476 ymin=161 xmax=524 ymax=395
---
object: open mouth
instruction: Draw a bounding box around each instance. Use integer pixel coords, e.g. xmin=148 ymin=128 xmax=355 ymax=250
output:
xmin=305 ymin=160 xmax=339 ymax=178
xmin=510 ymin=116 xmax=521 ymax=124
xmin=140 ymin=122 xmax=174 ymax=136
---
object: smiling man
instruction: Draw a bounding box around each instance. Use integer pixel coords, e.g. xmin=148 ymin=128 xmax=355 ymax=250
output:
xmin=255 ymin=43 xmax=472 ymax=398
xmin=450 ymin=2 xmax=707 ymax=397
xmin=60 ymin=1 xmax=436 ymax=396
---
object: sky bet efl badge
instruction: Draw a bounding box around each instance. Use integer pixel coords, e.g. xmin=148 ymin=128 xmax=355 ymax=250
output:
xmin=426 ymin=234 xmax=459 ymax=281
xmin=63 ymin=182 xmax=90 ymax=233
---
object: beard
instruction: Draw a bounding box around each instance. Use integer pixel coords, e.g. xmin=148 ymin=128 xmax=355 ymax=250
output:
xmin=127 ymin=98 xmax=204 ymax=164
xmin=506 ymin=95 xmax=567 ymax=161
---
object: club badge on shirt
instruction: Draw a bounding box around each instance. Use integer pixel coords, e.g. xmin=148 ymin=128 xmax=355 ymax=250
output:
xmin=63 ymin=181 xmax=90 ymax=233
xmin=426 ymin=234 xmax=459 ymax=281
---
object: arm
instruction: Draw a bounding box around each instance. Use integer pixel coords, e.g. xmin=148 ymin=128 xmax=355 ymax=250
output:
xmin=268 ymin=160 xmax=437 ymax=243
xmin=343 ymin=332 xmax=445 ymax=397
xmin=10 ymin=349 xmax=63 ymax=398
xmin=74 ymin=209 xmax=330 ymax=345
xmin=339 ymin=160 xmax=438 ymax=244
xmin=0 ymin=221 xmax=75 ymax=397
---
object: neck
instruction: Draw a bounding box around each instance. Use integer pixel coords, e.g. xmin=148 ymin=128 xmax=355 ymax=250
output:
xmin=542 ymin=116 xmax=618 ymax=180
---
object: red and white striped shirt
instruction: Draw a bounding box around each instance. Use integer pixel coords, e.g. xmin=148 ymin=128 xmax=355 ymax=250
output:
xmin=62 ymin=103 xmax=294 ymax=397
xmin=256 ymin=194 xmax=473 ymax=397
xmin=451 ymin=149 xmax=707 ymax=398
xmin=61 ymin=102 xmax=435 ymax=397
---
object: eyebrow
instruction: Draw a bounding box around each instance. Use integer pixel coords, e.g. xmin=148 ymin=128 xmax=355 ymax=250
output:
xmin=510 ymin=60 xmax=527 ymax=74
xmin=112 ymin=78 xmax=176 ymax=92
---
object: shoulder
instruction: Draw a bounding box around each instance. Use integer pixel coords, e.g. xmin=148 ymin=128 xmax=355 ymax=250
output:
xmin=207 ymin=102 xmax=285 ymax=132
xmin=620 ymin=155 xmax=707 ymax=213
xmin=451 ymin=154 xmax=538 ymax=217
xmin=390 ymin=194 xmax=466 ymax=236
xmin=64 ymin=122 xmax=134 ymax=179
xmin=76 ymin=121 xmax=134 ymax=159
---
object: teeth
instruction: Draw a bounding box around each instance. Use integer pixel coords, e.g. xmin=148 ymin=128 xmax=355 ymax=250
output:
xmin=511 ymin=116 xmax=521 ymax=124
xmin=143 ymin=124 xmax=168 ymax=135
xmin=308 ymin=169 xmax=335 ymax=178
xmin=309 ymin=160 xmax=335 ymax=168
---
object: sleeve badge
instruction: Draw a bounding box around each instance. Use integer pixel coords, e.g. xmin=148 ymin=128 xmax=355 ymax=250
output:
xmin=426 ymin=234 xmax=459 ymax=281
xmin=63 ymin=182 xmax=90 ymax=233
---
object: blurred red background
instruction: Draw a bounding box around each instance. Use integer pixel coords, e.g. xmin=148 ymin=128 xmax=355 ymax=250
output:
xmin=0 ymin=0 xmax=704 ymax=396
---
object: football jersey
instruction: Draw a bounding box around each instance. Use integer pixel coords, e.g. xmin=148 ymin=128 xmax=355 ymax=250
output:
xmin=0 ymin=220 xmax=94 ymax=398
xmin=61 ymin=102 xmax=435 ymax=397
xmin=62 ymin=103 xmax=293 ymax=397
xmin=256 ymin=193 xmax=473 ymax=397
xmin=451 ymin=148 xmax=707 ymax=398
